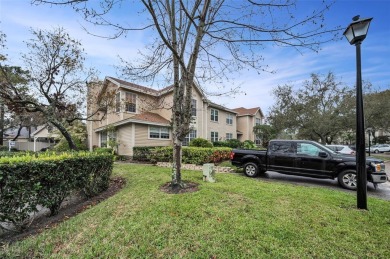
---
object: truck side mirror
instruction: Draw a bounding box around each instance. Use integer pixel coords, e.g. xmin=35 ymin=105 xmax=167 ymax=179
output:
xmin=318 ymin=151 xmax=328 ymax=158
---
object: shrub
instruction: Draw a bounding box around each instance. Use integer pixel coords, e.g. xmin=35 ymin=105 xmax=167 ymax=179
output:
xmin=226 ymin=139 xmax=243 ymax=148
xmin=147 ymin=146 xmax=232 ymax=165
xmin=54 ymin=137 xmax=88 ymax=152
xmin=182 ymin=147 xmax=213 ymax=165
xmin=148 ymin=146 xmax=173 ymax=164
xmin=243 ymin=140 xmax=257 ymax=149
xmin=133 ymin=146 xmax=165 ymax=162
xmin=0 ymin=152 xmax=114 ymax=231
xmin=213 ymin=139 xmax=242 ymax=148
xmin=189 ymin=138 xmax=213 ymax=148
xmin=94 ymin=147 xmax=114 ymax=154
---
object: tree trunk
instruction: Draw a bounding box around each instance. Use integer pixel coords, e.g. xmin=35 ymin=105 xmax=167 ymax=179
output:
xmin=12 ymin=124 xmax=23 ymax=141
xmin=51 ymin=120 xmax=78 ymax=150
xmin=171 ymin=136 xmax=185 ymax=190
xmin=0 ymin=102 xmax=4 ymax=146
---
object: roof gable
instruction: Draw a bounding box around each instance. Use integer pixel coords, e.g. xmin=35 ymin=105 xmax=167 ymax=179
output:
xmin=232 ymin=107 xmax=264 ymax=117
xmin=106 ymin=76 xmax=203 ymax=99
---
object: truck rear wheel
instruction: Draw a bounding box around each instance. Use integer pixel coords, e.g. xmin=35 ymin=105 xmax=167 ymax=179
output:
xmin=243 ymin=162 xmax=259 ymax=177
xmin=338 ymin=169 xmax=357 ymax=190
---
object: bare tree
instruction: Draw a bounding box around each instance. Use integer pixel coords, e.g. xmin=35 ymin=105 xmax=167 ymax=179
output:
xmin=34 ymin=0 xmax=341 ymax=189
xmin=0 ymin=27 xmax=109 ymax=150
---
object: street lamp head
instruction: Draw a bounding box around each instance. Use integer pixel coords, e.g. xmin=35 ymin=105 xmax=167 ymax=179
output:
xmin=343 ymin=16 xmax=373 ymax=45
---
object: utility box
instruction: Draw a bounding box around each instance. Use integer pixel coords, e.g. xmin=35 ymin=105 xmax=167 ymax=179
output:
xmin=203 ymin=163 xmax=216 ymax=183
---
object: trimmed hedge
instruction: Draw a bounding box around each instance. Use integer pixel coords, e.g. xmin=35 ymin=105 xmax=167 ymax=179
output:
xmin=146 ymin=146 xmax=232 ymax=165
xmin=0 ymin=152 xmax=114 ymax=231
xmin=189 ymin=138 xmax=213 ymax=148
xmin=133 ymin=146 xmax=164 ymax=162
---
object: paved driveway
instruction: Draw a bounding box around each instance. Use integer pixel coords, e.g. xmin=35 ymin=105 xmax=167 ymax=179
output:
xmin=249 ymin=162 xmax=390 ymax=201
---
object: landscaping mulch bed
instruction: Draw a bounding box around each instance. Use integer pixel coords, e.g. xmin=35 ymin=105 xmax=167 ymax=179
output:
xmin=0 ymin=177 xmax=126 ymax=245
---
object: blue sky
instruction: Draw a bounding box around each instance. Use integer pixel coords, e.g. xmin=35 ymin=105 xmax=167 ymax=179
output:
xmin=1 ymin=0 xmax=389 ymax=115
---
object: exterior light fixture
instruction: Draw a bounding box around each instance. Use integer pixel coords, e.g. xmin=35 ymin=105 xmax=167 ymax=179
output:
xmin=343 ymin=15 xmax=373 ymax=210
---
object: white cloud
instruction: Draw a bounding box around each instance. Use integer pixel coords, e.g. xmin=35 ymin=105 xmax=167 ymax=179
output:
xmin=2 ymin=0 xmax=389 ymax=118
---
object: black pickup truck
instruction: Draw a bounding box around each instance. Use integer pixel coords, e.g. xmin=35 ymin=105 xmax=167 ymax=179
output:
xmin=230 ymin=140 xmax=388 ymax=190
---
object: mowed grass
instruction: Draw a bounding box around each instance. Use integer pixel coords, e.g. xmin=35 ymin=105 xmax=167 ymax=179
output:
xmin=1 ymin=163 xmax=390 ymax=258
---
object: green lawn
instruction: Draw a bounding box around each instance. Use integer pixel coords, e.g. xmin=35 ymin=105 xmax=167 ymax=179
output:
xmin=1 ymin=163 xmax=389 ymax=258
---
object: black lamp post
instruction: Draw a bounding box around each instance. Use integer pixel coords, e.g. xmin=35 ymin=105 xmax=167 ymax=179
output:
xmin=343 ymin=16 xmax=373 ymax=210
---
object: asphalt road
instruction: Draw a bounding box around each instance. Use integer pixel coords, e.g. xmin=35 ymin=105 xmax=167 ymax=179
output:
xmin=248 ymin=160 xmax=390 ymax=201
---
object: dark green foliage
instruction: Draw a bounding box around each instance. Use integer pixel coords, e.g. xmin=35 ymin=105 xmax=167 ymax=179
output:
xmin=375 ymin=136 xmax=389 ymax=144
xmin=54 ymin=137 xmax=88 ymax=152
xmin=146 ymin=146 xmax=232 ymax=165
xmin=147 ymin=147 xmax=173 ymax=164
xmin=0 ymin=152 xmax=114 ymax=231
xmin=189 ymin=138 xmax=213 ymax=148
xmin=253 ymin=125 xmax=277 ymax=147
xmin=243 ymin=140 xmax=257 ymax=149
xmin=213 ymin=139 xmax=242 ymax=148
xmin=133 ymin=146 xmax=165 ymax=161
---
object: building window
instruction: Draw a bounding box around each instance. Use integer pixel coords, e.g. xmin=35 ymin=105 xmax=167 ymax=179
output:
xmin=256 ymin=118 xmax=262 ymax=126
xmin=125 ymin=92 xmax=136 ymax=113
xmin=211 ymin=131 xmax=219 ymax=142
xmin=149 ymin=126 xmax=170 ymax=139
xmin=100 ymin=131 xmax=107 ymax=147
xmin=191 ymin=99 xmax=197 ymax=117
xmin=255 ymin=136 xmax=261 ymax=146
xmin=211 ymin=109 xmax=218 ymax=122
xmin=226 ymin=114 xmax=233 ymax=125
xmin=108 ymin=131 xmax=117 ymax=146
xmin=183 ymin=129 xmax=197 ymax=146
xmin=115 ymin=92 xmax=121 ymax=112
xmin=100 ymin=130 xmax=117 ymax=147
xmin=226 ymin=133 xmax=233 ymax=140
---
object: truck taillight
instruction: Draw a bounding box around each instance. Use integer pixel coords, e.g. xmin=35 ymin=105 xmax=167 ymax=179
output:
xmin=230 ymin=152 xmax=235 ymax=160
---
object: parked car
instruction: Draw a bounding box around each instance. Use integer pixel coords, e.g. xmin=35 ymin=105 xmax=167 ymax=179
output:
xmin=326 ymin=145 xmax=355 ymax=155
xmin=230 ymin=139 xmax=387 ymax=190
xmin=366 ymin=144 xmax=390 ymax=153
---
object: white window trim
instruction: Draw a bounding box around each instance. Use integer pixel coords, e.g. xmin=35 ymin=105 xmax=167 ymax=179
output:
xmin=226 ymin=113 xmax=233 ymax=125
xmin=211 ymin=131 xmax=219 ymax=142
xmin=183 ymin=129 xmax=197 ymax=146
xmin=211 ymin=108 xmax=219 ymax=122
xmin=115 ymin=91 xmax=121 ymax=113
xmin=125 ymin=91 xmax=137 ymax=113
xmin=148 ymin=126 xmax=171 ymax=140
xmin=226 ymin=133 xmax=233 ymax=140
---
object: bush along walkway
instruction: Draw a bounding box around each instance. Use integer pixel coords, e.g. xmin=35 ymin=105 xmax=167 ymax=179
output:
xmin=0 ymin=152 xmax=114 ymax=236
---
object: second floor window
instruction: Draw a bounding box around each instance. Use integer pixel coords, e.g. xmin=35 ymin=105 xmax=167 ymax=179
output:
xmin=126 ymin=92 xmax=136 ymax=113
xmin=256 ymin=118 xmax=262 ymax=126
xmin=115 ymin=92 xmax=121 ymax=112
xmin=226 ymin=114 xmax=233 ymax=125
xmin=211 ymin=109 xmax=218 ymax=122
xmin=191 ymin=99 xmax=197 ymax=117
